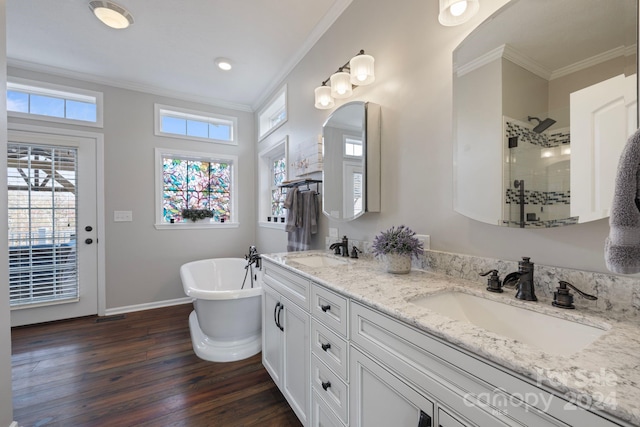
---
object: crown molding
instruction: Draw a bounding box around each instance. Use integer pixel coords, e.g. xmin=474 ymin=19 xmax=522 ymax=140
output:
xmin=7 ymin=58 xmax=254 ymax=113
xmin=455 ymin=43 xmax=635 ymax=82
xmin=251 ymin=0 xmax=354 ymax=112
xmin=550 ymin=45 xmax=636 ymax=80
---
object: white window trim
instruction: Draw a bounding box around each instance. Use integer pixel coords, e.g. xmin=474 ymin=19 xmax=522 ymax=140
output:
xmin=7 ymin=77 xmax=104 ymax=128
xmin=154 ymin=103 xmax=238 ymax=145
xmin=258 ymin=84 xmax=288 ymax=141
xmin=154 ymin=147 xmax=239 ymax=230
xmin=258 ymin=136 xmax=288 ymax=230
xmin=343 ymin=134 xmax=363 ymax=159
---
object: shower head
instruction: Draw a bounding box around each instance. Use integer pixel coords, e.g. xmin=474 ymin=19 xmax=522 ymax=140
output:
xmin=527 ymin=116 xmax=556 ymax=133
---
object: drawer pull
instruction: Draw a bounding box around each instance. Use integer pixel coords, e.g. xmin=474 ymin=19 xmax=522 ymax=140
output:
xmin=418 ymin=410 xmax=432 ymax=427
xmin=321 ymin=342 xmax=331 ymax=351
xmin=321 ymin=381 xmax=331 ymax=391
xmin=321 ymin=304 xmax=331 ymax=312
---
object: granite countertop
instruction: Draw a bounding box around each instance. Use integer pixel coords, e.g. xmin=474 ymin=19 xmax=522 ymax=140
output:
xmin=263 ymin=251 xmax=640 ymax=426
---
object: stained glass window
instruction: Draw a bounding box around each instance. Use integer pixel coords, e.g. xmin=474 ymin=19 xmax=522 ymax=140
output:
xmin=161 ymin=155 xmax=232 ymax=223
xmin=271 ymin=157 xmax=287 ymax=217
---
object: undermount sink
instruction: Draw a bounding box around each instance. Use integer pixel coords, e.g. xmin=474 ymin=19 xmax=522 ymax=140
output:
xmin=410 ymin=291 xmax=608 ymax=356
xmin=290 ymin=254 xmax=350 ymax=268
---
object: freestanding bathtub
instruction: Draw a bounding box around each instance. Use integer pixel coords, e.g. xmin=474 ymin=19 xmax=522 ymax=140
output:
xmin=180 ymin=258 xmax=262 ymax=362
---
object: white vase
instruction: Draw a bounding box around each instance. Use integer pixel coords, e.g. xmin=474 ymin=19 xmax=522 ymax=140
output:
xmin=384 ymin=253 xmax=412 ymax=274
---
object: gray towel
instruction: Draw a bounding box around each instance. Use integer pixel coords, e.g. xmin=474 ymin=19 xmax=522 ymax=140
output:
xmin=284 ymin=187 xmax=299 ymax=233
xmin=285 ymin=190 xmax=318 ymax=252
xmin=605 ymin=128 xmax=640 ymax=274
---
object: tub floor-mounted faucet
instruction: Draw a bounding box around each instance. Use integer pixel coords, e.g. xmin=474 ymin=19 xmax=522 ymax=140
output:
xmin=243 ymin=246 xmax=261 ymax=289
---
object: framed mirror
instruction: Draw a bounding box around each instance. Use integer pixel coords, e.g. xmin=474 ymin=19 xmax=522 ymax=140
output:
xmin=322 ymin=101 xmax=381 ymax=221
xmin=453 ymin=0 xmax=637 ymax=228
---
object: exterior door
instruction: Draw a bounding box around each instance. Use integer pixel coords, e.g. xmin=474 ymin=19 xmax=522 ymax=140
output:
xmin=8 ymin=129 xmax=98 ymax=326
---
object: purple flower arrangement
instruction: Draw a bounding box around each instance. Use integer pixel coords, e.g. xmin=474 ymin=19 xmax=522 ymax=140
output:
xmin=372 ymin=225 xmax=424 ymax=259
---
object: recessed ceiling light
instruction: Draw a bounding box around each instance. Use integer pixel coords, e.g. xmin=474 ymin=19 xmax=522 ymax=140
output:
xmin=89 ymin=1 xmax=134 ymax=29
xmin=215 ymin=58 xmax=232 ymax=71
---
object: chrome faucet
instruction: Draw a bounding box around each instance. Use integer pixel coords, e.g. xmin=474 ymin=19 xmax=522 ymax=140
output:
xmin=329 ymin=235 xmax=349 ymax=257
xmin=503 ymin=257 xmax=537 ymax=301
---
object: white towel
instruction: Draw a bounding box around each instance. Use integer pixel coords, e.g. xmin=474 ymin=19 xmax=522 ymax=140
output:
xmin=605 ymin=128 xmax=640 ymax=274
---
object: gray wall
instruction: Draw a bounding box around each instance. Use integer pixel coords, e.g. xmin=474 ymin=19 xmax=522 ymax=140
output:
xmin=7 ymin=67 xmax=257 ymax=310
xmin=256 ymin=0 xmax=621 ymax=275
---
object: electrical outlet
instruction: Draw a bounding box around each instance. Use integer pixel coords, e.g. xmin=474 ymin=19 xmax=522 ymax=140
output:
xmin=415 ymin=234 xmax=430 ymax=250
xmin=329 ymin=227 xmax=339 ymax=238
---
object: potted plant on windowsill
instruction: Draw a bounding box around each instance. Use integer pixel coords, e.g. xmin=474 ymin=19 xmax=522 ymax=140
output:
xmin=181 ymin=208 xmax=214 ymax=223
xmin=372 ymin=225 xmax=424 ymax=274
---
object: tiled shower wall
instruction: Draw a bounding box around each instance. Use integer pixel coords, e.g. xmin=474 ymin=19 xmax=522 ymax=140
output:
xmin=503 ymin=118 xmax=575 ymax=228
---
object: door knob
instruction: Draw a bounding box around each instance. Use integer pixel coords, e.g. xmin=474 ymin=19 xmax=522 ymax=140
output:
xmin=85 ymin=238 xmax=93 ymax=244
xmin=85 ymin=226 xmax=93 ymax=232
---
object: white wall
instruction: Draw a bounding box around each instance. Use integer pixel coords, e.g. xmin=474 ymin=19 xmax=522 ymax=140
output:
xmin=256 ymin=0 xmax=621 ymax=274
xmin=7 ymin=67 xmax=257 ymax=310
xmin=0 ymin=2 xmax=14 ymax=425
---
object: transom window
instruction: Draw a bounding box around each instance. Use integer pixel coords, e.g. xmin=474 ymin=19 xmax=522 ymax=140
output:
xmin=154 ymin=104 xmax=237 ymax=145
xmin=7 ymin=78 xmax=103 ymax=127
xmin=344 ymin=136 xmax=363 ymax=157
xmin=155 ymin=148 xmax=238 ymax=227
xmin=258 ymin=85 xmax=287 ymax=140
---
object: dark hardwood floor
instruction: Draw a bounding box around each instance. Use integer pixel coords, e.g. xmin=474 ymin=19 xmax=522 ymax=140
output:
xmin=11 ymin=303 xmax=302 ymax=427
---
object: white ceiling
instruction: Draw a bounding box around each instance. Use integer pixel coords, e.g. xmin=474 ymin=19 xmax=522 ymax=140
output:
xmin=7 ymin=0 xmax=352 ymax=111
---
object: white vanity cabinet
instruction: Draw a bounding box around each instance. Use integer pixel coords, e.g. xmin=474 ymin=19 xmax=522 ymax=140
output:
xmin=350 ymin=301 xmax=622 ymax=427
xmin=262 ymin=259 xmax=628 ymax=427
xmin=310 ymin=284 xmax=350 ymax=427
xmin=261 ymin=260 xmax=311 ymax=425
xmin=350 ymin=346 xmax=435 ymax=427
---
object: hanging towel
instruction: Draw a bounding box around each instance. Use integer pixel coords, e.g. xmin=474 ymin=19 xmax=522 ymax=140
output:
xmin=284 ymin=187 xmax=299 ymax=233
xmin=285 ymin=190 xmax=318 ymax=251
xmin=605 ymin=128 xmax=640 ymax=274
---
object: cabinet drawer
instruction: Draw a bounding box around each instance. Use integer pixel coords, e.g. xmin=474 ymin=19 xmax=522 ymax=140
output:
xmin=312 ymin=389 xmax=346 ymax=427
xmin=311 ymin=320 xmax=348 ymax=381
xmin=438 ymin=407 xmax=469 ymax=427
xmin=312 ymin=354 xmax=349 ymax=424
xmin=311 ymin=284 xmax=348 ymax=337
xmin=263 ymin=260 xmax=310 ymax=310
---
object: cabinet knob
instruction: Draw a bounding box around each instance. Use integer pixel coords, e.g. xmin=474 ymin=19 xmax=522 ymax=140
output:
xmin=321 ymin=381 xmax=331 ymax=391
xmin=321 ymin=304 xmax=331 ymax=312
xmin=418 ymin=410 xmax=432 ymax=427
xmin=321 ymin=343 xmax=331 ymax=352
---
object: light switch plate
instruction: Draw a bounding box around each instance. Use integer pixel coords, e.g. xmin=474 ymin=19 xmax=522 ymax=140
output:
xmin=114 ymin=210 xmax=133 ymax=222
xmin=329 ymin=227 xmax=339 ymax=238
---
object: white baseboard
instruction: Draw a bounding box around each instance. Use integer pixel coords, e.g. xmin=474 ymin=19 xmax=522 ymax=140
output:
xmin=103 ymin=297 xmax=193 ymax=317
xmin=9 ymin=421 xmax=20 ymax=427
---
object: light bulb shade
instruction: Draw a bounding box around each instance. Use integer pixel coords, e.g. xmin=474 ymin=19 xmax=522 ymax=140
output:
xmin=330 ymin=72 xmax=353 ymax=99
xmin=89 ymin=1 xmax=134 ymax=29
xmin=438 ymin=0 xmax=479 ymax=26
xmin=314 ymin=86 xmax=335 ymax=109
xmin=215 ymin=57 xmax=232 ymax=71
xmin=349 ymin=54 xmax=375 ymax=85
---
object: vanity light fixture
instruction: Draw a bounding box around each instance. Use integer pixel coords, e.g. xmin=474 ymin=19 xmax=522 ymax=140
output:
xmin=314 ymin=84 xmax=335 ymax=109
xmin=89 ymin=1 xmax=134 ymax=29
xmin=314 ymin=50 xmax=375 ymax=110
xmin=438 ymin=0 xmax=479 ymax=26
xmin=215 ymin=57 xmax=233 ymax=71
